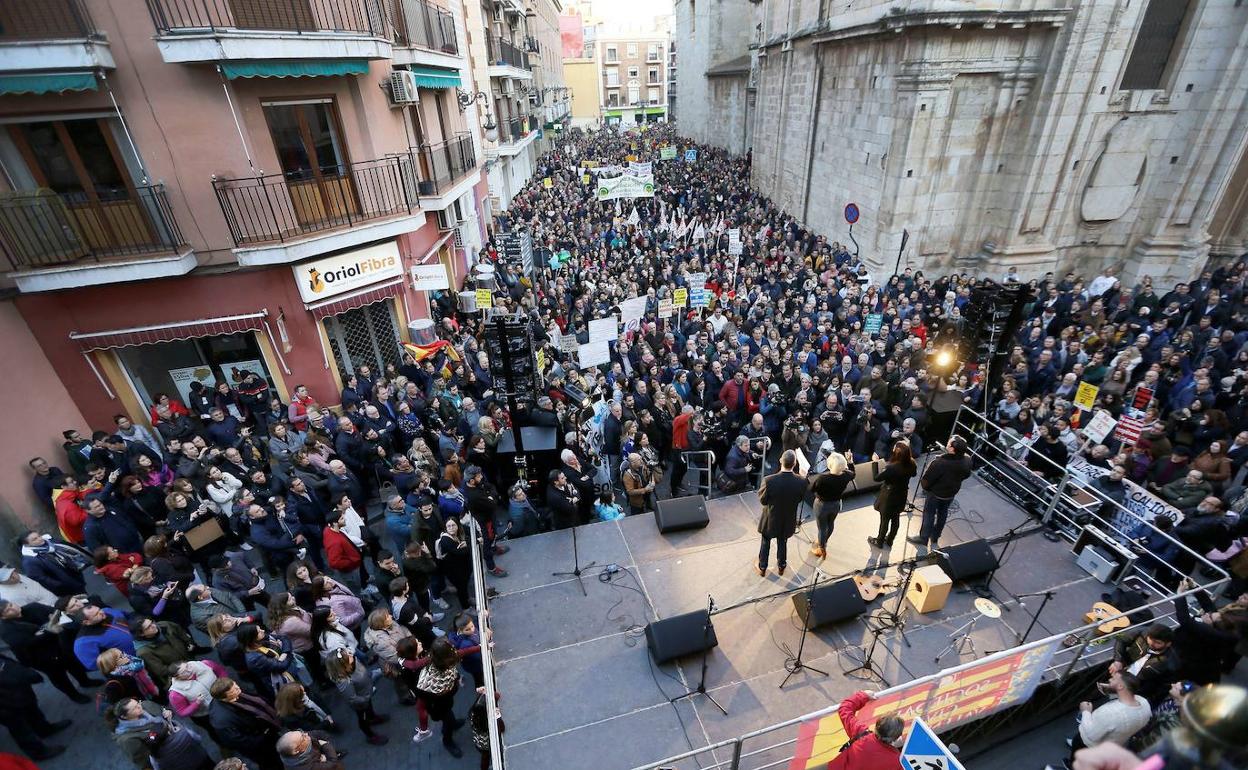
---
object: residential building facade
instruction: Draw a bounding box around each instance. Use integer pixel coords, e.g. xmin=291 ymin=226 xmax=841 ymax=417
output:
xmin=597 ymin=34 xmax=669 ymax=125
xmin=676 ymin=0 xmax=1248 ymax=284
xmin=0 ymin=0 xmax=493 ymax=433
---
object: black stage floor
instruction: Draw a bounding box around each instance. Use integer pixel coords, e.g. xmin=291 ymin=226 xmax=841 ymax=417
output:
xmin=488 ymin=475 xmax=1114 ymax=770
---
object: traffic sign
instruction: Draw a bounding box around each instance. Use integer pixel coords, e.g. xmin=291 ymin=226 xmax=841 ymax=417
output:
xmin=901 ymin=717 xmax=964 ymax=770
xmin=844 ymin=203 xmax=860 ymax=224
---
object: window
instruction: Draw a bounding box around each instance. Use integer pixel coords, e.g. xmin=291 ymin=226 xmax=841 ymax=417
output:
xmin=605 ymin=67 xmax=619 ymax=87
xmin=262 ymin=100 xmax=353 ymax=228
xmin=608 ymin=93 xmax=619 ymax=107
xmin=628 ymin=82 xmax=640 ymax=104
xmin=647 ymin=44 xmax=659 ymax=61
xmin=10 ymin=119 xmax=130 ymax=200
xmin=649 ymin=67 xmax=659 ymax=84
xmin=1120 ymin=0 xmax=1192 ymax=90
xmin=648 ymin=87 xmax=659 ymax=105
xmin=627 ymin=42 xmax=637 ymax=57
xmin=628 ymin=66 xmax=639 ymax=78
xmin=605 ymin=46 xmax=618 ymax=62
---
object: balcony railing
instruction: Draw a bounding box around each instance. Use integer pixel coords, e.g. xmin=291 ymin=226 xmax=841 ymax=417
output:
xmin=145 ymin=0 xmax=390 ymax=36
xmin=489 ymin=35 xmax=529 ymax=70
xmin=213 ymin=156 xmax=417 ymax=247
xmin=0 ymin=0 xmax=100 ymax=41
xmin=412 ymin=133 xmax=476 ymax=196
xmin=391 ymin=0 xmax=456 ymax=54
xmin=523 ymin=35 xmax=539 ymax=53
xmin=0 ymin=184 xmax=185 ymax=269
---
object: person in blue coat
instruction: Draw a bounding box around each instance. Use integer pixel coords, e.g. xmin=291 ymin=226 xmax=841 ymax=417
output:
xmin=82 ymin=495 xmax=144 ymax=554
xmin=384 ymin=495 xmax=413 ymax=554
xmin=16 ymin=532 xmax=86 ymax=597
xmin=71 ymin=604 xmax=134 ymax=670
xmin=244 ymin=504 xmax=301 ymax=576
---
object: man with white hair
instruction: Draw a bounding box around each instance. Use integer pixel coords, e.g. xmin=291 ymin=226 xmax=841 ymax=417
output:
xmin=276 ymin=729 xmax=344 ymax=769
xmin=560 ymin=448 xmax=595 ymax=522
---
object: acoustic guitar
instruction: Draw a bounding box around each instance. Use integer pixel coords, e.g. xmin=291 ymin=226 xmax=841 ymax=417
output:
xmin=853 ymin=574 xmax=900 ymax=602
xmin=1084 ymin=602 xmax=1129 ymax=636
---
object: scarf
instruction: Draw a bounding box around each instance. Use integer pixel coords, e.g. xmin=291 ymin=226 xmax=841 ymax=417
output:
xmin=417 ymin=663 xmax=459 ymax=696
xmin=280 ymin=741 xmax=321 ymax=768
xmin=21 ymin=539 xmax=82 ymax=572
xmin=112 ymin=658 xmax=160 ymax=698
xmin=252 ymin=641 xmax=296 ymax=686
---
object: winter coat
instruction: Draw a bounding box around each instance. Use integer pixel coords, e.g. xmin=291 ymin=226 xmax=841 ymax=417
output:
xmin=756 ymin=470 xmax=806 ymax=538
xmin=873 ymin=460 xmax=916 ymax=516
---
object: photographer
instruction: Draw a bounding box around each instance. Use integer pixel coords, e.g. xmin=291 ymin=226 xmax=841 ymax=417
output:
xmin=845 ymin=401 xmax=884 ymax=463
xmin=781 ymin=409 xmax=810 ymax=454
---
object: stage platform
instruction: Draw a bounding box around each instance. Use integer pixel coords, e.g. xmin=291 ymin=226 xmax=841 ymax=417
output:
xmin=488 ymin=474 xmax=1117 ymax=770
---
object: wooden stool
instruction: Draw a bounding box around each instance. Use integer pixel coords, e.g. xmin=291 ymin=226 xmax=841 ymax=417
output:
xmin=906 ymin=564 xmax=953 ymax=614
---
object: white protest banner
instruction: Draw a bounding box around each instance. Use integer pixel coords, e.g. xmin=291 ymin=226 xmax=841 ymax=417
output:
xmin=658 ymin=299 xmax=675 ymax=318
xmin=620 ymin=296 xmax=648 ymax=325
xmin=578 ymin=341 xmax=611 ymax=369
xmin=727 ymin=228 xmax=743 ymax=256
xmin=1068 ymin=455 xmax=1184 ymax=534
xmin=627 ymin=161 xmax=652 ymax=175
xmin=595 ymin=174 xmax=655 ymax=201
xmin=1083 ymin=410 xmax=1117 ymax=444
xmin=588 ymin=316 xmax=619 ymax=342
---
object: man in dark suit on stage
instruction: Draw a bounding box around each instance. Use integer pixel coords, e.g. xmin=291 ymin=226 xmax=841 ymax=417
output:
xmin=756 ymin=450 xmax=807 ymax=577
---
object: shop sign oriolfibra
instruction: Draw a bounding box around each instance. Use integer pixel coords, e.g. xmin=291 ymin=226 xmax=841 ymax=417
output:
xmin=293 ymin=241 xmax=403 ymax=303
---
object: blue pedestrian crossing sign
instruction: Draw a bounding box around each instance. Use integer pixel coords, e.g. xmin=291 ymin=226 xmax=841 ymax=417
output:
xmin=684 ymin=149 xmax=698 ymax=162
xmin=900 ymin=717 xmax=965 ymax=770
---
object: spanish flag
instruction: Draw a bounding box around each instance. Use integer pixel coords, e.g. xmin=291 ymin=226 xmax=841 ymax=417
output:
xmin=403 ymin=340 xmax=461 ymax=379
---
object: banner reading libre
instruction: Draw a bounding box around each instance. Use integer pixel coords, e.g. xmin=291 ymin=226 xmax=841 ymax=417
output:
xmin=595 ymin=173 xmax=655 ymax=201
xmin=787 ymin=640 xmax=1059 ymax=769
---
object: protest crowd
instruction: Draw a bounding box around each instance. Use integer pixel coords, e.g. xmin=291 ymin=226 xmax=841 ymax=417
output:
xmin=4 ymin=122 xmax=1248 ymax=770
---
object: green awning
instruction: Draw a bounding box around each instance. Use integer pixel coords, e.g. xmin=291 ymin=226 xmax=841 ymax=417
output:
xmin=220 ymin=59 xmax=370 ymax=79
xmin=0 ymin=72 xmax=98 ymax=95
xmin=406 ymin=65 xmax=461 ymax=89
xmin=604 ymin=110 xmax=623 ymax=118
xmin=643 ymin=106 xmax=666 ymax=115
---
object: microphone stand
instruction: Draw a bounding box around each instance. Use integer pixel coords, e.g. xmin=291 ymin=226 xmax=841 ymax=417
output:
xmin=974 ymin=512 xmax=1034 ymax=612
xmin=841 ymin=615 xmax=890 ymax=687
xmin=551 ymin=522 xmax=596 ymax=597
xmin=780 ymin=569 xmax=829 ymax=688
xmin=869 ymin=550 xmax=927 ymax=648
xmin=1014 ymin=589 xmax=1055 ymax=644
xmin=670 ymin=594 xmax=727 ymax=715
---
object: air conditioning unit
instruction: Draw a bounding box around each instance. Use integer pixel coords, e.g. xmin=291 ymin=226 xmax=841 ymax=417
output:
xmin=436 ymin=208 xmax=463 ymax=231
xmin=453 ymin=225 xmax=465 ymax=248
xmin=389 ymin=70 xmax=419 ymax=105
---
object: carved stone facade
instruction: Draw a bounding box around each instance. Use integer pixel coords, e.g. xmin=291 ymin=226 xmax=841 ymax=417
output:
xmin=675 ymin=0 xmax=1248 ymax=284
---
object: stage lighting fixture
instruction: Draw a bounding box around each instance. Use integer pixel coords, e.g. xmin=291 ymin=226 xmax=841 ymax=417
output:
xmin=935 ymin=349 xmax=953 ymax=368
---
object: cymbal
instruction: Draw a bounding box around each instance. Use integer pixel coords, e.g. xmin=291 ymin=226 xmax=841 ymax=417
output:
xmin=974 ymin=597 xmax=1001 ymax=618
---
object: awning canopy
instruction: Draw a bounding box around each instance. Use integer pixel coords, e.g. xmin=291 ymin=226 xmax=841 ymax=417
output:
xmin=220 ymin=59 xmax=369 ymax=79
xmin=408 ymin=65 xmax=462 ymax=89
xmin=0 ymin=72 xmax=98 ymax=95
xmin=305 ymin=277 xmax=403 ymax=320
xmin=70 ymin=311 xmax=268 ymax=352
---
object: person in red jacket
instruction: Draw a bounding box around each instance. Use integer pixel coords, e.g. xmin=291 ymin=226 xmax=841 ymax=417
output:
xmin=53 ymin=477 xmax=90 ymax=545
xmin=827 ymin=690 xmax=905 ymax=770
xmin=322 ymin=512 xmax=364 ymax=589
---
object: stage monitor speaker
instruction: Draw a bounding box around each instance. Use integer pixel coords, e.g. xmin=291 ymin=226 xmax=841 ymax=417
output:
xmin=654 ymin=495 xmax=710 ymax=534
xmin=645 ymin=609 xmax=718 ymax=664
xmin=937 ymin=539 xmax=1000 ymax=582
xmin=790 ymin=577 xmax=867 ymax=630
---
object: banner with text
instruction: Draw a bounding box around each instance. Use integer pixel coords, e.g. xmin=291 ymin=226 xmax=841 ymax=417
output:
xmin=595 ymin=173 xmax=656 ymax=201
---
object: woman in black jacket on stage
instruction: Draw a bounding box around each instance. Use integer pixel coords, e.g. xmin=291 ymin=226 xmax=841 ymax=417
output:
xmin=868 ymin=443 xmax=916 ymax=549
xmin=809 ymin=451 xmax=855 ymax=559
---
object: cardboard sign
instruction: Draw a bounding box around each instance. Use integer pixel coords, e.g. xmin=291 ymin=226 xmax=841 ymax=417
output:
xmin=582 ymin=174 xmax=591 ymax=184
xmin=1115 ymin=415 xmax=1145 ymax=445
xmin=673 ymin=288 xmax=688 ymax=307
xmin=559 ymin=334 xmax=580 ymax=354
xmin=543 ymin=177 xmax=552 ymax=189
xmin=1131 ymin=386 xmax=1154 ymax=411
xmin=578 ymin=341 xmax=611 ymax=369
xmin=588 ymin=316 xmax=618 ymax=343
xmin=660 ymin=146 xmax=677 ymax=160
xmin=658 ymin=299 xmax=675 ymax=318
xmin=1074 ymin=382 xmax=1099 ymax=411
xmin=865 ymin=314 xmax=884 ymax=334
xmin=690 ymin=287 xmax=709 ymax=308
xmin=1083 ymin=410 xmax=1117 ymax=443
xmin=727 ymin=228 xmax=743 ymax=256
xmin=475 ymin=288 xmax=493 ymax=309
xmin=620 ymin=296 xmax=647 ymax=325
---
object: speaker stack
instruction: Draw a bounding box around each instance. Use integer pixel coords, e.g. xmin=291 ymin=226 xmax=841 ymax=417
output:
xmin=653 ymin=495 xmax=710 ymax=534
xmin=936 ymin=538 xmax=1000 ymax=582
xmin=645 ymin=609 xmax=718 ymax=664
xmin=790 ymin=577 xmax=867 ymax=630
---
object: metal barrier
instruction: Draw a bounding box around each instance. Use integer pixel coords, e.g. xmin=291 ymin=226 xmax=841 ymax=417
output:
xmin=627 ymin=403 xmax=1230 ymax=770
xmin=412 ymin=133 xmax=477 ymax=196
xmin=488 ymin=35 xmax=529 ymax=70
xmin=464 ymin=516 xmax=503 ymax=770
xmin=682 ymin=449 xmax=716 ymax=498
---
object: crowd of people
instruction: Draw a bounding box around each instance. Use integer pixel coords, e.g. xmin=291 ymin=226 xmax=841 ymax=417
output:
xmin=3 ymin=122 xmax=1248 ymax=769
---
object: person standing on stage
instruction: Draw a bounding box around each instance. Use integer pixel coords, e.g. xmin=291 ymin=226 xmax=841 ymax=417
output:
xmin=809 ymin=452 xmax=855 ymax=560
xmin=756 ymin=450 xmax=807 ymax=577
xmin=867 ymin=443 xmax=916 ymax=550
xmin=910 ymin=436 xmax=974 ymax=550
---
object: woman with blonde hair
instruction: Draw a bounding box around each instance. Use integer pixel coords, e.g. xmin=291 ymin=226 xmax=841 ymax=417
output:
xmin=809 ymin=451 xmax=855 ymax=559
xmin=97 ymin=647 xmax=160 ymax=705
xmin=363 ymin=607 xmax=416 ymax=703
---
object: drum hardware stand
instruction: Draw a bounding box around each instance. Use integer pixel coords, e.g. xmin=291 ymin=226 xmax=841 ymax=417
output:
xmin=934 ymin=613 xmax=985 ymax=664
xmin=780 ymin=569 xmax=829 ymax=688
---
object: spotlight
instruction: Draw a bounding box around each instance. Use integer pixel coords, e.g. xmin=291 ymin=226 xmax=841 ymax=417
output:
xmin=935 ymin=349 xmax=953 ymax=368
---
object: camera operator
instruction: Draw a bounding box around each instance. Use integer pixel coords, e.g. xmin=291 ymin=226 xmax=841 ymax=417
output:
xmin=781 ymin=409 xmax=810 ymax=454
xmin=845 ymin=401 xmax=884 ymax=463
xmin=702 ymin=401 xmax=730 ymax=473
xmin=876 ymin=417 xmax=923 ymax=460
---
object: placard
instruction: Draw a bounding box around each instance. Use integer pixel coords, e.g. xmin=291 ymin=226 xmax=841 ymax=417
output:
xmin=588 ymin=316 xmax=618 ymax=343
xmin=673 ymin=288 xmax=688 ymax=307
xmin=543 ymin=177 xmax=552 ymax=189
xmin=1131 ymin=386 xmax=1154 ymax=411
xmin=660 ymin=146 xmax=677 ymax=160
xmin=560 ymin=334 xmax=580 ymax=354
xmin=582 ymin=174 xmax=591 ymax=184
xmin=658 ymin=299 xmax=675 ymax=318
xmin=727 ymin=228 xmax=743 ymax=256
xmin=620 ymin=296 xmax=648 ymax=325
xmin=690 ymin=287 xmax=709 ymax=308
xmin=1114 ymin=415 xmax=1144 ymax=445
xmin=475 ymin=289 xmax=493 ymax=309
xmin=577 ymin=341 xmax=611 ymax=369
xmin=684 ymin=149 xmax=697 ymax=162
xmin=410 ymin=263 xmax=450 ymax=291
xmin=1083 ymin=410 xmax=1117 ymax=443
xmin=1074 ymin=382 xmax=1099 ymax=411
xmin=864 ymin=314 xmax=884 ymax=334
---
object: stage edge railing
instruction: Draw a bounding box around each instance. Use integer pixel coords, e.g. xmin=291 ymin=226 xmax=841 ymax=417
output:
xmin=466 ymin=517 xmax=503 ymax=770
xmin=628 ymin=403 xmax=1230 ymax=770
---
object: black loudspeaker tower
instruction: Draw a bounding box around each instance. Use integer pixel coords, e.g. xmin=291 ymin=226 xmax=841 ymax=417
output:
xmin=790 ymin=577 xmax=867 ymax=630
xmin=654 ymin=495 xmax=710 ymax=534
xmin=645 ymin=609 xmax=718 ymax=664
xmin=937 ymin=539 xmax=1000 ymax=582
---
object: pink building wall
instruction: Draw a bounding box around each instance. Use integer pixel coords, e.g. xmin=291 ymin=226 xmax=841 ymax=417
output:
xmin=0 ymin=300 xmax=88 ymax=537
xmin=560 ymin=12 xmax=585 ymax=59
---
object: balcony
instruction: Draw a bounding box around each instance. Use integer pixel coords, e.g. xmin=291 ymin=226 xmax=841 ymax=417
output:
xmin=145 ymin=0 xmax=392 ymax=64
xmin=213 ymin=156 xmax=424 ymax=266
xmin=0 ymin=184 xmax=196 ymax=292
xmin=488 ymin=35 xmax=531 ymax=79
xmin=412 ymin=133 xmax=478 ymax=208
xmin=390 ymin=0 xmax=460 ymax=68
xmin=489 ymin=115 xmax=537 ymax=159
xmin=0 ymin=0 xmax=115 ymax=74
xmin=524 ymin=36 xmax=539 ymax=53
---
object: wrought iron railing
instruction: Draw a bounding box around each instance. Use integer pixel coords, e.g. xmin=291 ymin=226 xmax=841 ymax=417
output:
xmin=213 ymin=156 xmax=417 ymax=246
xmin=523 ymin=35 xmax=539 ymax=53
xmin=412 ymin=133 xmax=476 ymax=195
xmin=0 ymin=184 xmax=186 ymax=269
xmin=0 ymin=0 xmax=100 ymax=41
xmin=488 ymin=34 xmax=528 ymax=69
xmin=145 ymin=0 xmax=390 ymax=36
xmin=391 ymin=0 xmax=456 ymax=54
